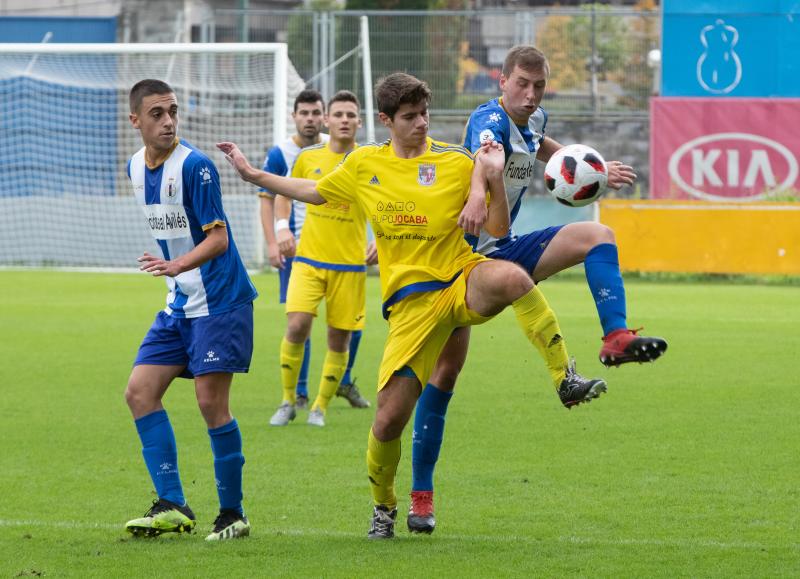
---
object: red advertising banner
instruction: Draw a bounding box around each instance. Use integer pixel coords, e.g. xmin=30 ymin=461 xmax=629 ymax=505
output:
xmin=650 ymin=98 xmax=800 ymax=200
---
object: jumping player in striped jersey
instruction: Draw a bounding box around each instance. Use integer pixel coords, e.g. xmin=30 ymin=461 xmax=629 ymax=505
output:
xmin=218 ymin=72 xmax=603 ymax=539
xmin=407 ymin=46 xmax=668 ymax=535
xmin=124 ymin=79 xmax=256 ymax=541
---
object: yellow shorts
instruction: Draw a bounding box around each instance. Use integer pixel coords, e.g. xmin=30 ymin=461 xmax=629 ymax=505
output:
xmin=285 ymin=260 xmax=366 ymax=331
xmin=378 ymin=261 xmax=492 ymax=390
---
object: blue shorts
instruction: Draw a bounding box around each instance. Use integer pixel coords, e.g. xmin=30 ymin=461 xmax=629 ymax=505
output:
xmin=134 ymin=302 xmax=254 ymax=379
xmin=487 ymin=226 xmax=563 ymax=274
xmin=278 ymin=256 xmax=294 ymax=304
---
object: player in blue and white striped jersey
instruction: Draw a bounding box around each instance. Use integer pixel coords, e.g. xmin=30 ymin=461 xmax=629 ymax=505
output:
xmin=123 ymin=79 xmax=256 ymax=542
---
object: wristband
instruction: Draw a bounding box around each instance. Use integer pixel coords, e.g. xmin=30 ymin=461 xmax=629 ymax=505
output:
xmin=275 ymin=219 xmax=290 ymax=232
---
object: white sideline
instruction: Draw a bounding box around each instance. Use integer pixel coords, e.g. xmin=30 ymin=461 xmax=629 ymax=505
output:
xmin=1 ymin=519 xmax=795 ymax=551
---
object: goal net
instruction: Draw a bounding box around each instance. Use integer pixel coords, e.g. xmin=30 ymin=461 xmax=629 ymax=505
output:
xmin=0 ymin=43 xmax=306 ymax=269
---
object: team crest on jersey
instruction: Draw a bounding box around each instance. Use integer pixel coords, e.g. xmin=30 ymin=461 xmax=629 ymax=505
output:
xmin=166 ymin=177 xmax=177 ymax=198
xmin=479 ymin=129 xmax=495 ymax=144
xmin=418 ymin=164 xmax=436 ymax=186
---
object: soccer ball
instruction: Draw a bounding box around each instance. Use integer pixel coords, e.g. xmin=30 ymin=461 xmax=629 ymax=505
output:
xmin=543 ymin=144 xmax=608 ymax=207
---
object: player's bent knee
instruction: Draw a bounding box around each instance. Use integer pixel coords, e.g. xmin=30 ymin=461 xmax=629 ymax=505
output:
xmin=124 ymin=381 xmax=156 ymax=414
xmin=196 ymin=397 xmax=229 ymax=427
xmin=285 ymin=315 xmax=313 ymax=342
xmin=372 ymin=410 xmax=407 ymax=441
xmin=504 ymin=265 xmax=534 ymax=301
xmin=591 ymin=223 xmax=616 ymax=245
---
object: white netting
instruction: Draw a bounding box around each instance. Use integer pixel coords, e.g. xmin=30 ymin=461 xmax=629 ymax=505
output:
xmin=0 ymin=44 xmax=306 ymax=268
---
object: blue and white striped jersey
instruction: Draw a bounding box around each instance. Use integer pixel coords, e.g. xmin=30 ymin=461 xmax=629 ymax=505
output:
xmin=463 ymin=98 xmax=548 ymax=255
xmin=128 ymin=139 xmax=257 ymax=318
xmin=259 ymin=134 xmax=330 ymax=238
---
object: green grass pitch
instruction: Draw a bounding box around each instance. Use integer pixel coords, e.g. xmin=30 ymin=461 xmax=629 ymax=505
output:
xmin=1 ymin=270 xmax=797 ymax=577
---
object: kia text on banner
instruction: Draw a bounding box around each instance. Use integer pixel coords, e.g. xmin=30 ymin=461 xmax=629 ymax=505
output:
xmin=650 ymin=98 xmax=800 ymax=201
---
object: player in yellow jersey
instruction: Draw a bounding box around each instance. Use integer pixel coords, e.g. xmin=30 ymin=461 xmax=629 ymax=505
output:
xmin=217 ymin=72 xmax=605 ymax=539
xmin=268 ymin=90 xmax=377 ymax=428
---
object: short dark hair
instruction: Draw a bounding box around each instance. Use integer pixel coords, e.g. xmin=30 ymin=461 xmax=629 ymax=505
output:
xmin=294 ymin=89 xmax=325 ymax=112
xmin=375 ymin=73 xmax=431 ymax=120
xmin=328 ymin=90 xmax=360 ymax=111
xmin=502 ymin=45 xmax=549 ymax=77
xmin=129 ymin=79 xmax=174 ymax=113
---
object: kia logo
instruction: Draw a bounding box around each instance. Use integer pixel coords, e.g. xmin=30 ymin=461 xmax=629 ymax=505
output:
xmin=667 ymin=132 xmax=798 ymax=201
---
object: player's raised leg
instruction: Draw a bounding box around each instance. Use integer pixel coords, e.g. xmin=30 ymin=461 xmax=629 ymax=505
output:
xmin=532 ymin=222 xmax=667 ymax=366
xmin=124 ymin=363 xmax=197 ymax=537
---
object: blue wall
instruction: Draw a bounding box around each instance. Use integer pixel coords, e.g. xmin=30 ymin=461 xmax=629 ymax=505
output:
xmin=0 ymin=17 xmax=118 ymax=198
xmin=662 ymin=0 xmax=800 ymax=97
xmin=0 ymin=16 xmax=116 ymax=42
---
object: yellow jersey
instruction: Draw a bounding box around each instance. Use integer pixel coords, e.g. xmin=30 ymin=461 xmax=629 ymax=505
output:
xmin=291 ymin=142 xmax=368 ymax=271
xmin=316 ymin=137 xmax=485 ymax=318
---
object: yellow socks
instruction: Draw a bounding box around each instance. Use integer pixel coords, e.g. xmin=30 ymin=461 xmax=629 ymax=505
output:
xmin=512 ymin=286 xmax=569 ymax=386
xmin=279 ymin=338 xmax=305 ymax=404
xmin=366 ymin=428 xmax=401 ymax=509
xmin=311 ymin=349 xmax=348 ymax=413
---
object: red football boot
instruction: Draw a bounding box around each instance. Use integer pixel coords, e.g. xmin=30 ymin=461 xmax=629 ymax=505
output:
xmin=407 ymin=491 xmax=436 ymax=534
xmin=600 ymin=328 xmax=667 ymax=367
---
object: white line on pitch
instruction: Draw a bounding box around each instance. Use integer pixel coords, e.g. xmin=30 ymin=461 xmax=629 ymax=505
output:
xmin=1 ymin=519 xmax=796 ymax=551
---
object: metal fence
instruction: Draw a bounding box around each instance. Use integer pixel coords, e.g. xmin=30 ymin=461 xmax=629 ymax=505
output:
xmin=207 ymin=6 xmax=659 ymax=118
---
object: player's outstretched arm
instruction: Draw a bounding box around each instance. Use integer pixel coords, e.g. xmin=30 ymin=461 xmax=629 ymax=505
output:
xmin=138 ymin=224 xmax=228 ymax=277
xmin=216 ymin=142 xmax=325 ymax=205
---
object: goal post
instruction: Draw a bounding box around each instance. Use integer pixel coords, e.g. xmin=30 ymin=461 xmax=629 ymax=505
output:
xmin=0 ymin=42 xmax=304 ymax=269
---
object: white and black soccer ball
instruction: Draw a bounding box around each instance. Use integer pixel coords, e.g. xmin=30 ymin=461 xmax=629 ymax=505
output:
xmin=543 ymin=144 xmax=608 ymax=207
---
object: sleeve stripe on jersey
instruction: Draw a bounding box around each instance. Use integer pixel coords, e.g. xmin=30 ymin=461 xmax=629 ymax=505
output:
xmin=201 ymin=220 xmax=227 ymax=231
xmin=258 ymin=191 xmax=275 ymax=198
xmin=430 ymin=143 xmax=473 ymax=160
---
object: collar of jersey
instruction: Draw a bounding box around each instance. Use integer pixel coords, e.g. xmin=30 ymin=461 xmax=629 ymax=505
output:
xmin=145 ymin=137 xmax=180 ymax=170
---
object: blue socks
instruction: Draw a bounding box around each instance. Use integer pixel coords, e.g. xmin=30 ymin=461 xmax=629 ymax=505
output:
xmin=296 ymin=338 xmax=311 ymax=398
xmin=208 ymin=419 xmax=245 ymax=515
xmin=135 ymin=409 xmax=185 ymax=506
xmin=584 ymin=243 xmax=628 ymax=336
xmin=411 ymin=384 xmax=453 ymax=492
xmin=341 ymin=330 xmax=362 ymax=385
